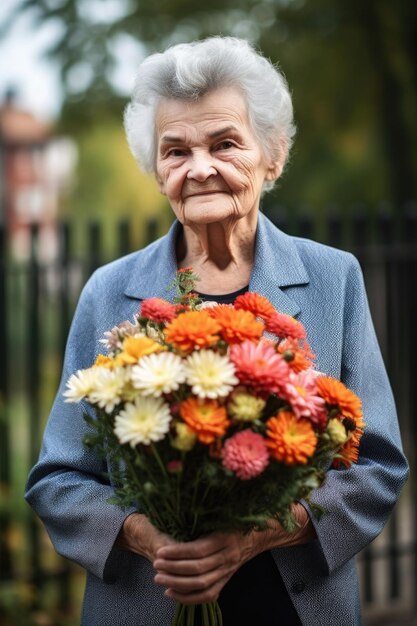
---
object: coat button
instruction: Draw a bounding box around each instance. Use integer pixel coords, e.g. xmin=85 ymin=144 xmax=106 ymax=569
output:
xmin=292 ymin=581 xmax=305 ymax=594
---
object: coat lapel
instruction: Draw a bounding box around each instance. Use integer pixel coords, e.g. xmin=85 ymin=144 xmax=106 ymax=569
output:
xmin=124 ymin=213 xmax=309 ymax=318
xmin=124 ymin=221 xmax=181 ymax=300
xmin=249 ymin=213 xmax=309 ymax=318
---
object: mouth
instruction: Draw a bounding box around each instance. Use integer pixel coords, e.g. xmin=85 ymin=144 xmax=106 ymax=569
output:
xmin=186 ymin=190 xmax=227 ymax=198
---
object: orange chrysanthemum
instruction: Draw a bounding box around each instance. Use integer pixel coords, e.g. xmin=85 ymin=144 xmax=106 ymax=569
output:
xmin=266 ymin=411 xmax=318 ymax=465
xmin=277 ymin=338 xmax=315 ymax=373
xmin=316 ymin=376 xmax=363 ymax=420
xmin=164 ymin=311 xmax=221 ymax=352
xmin=114 ymin=336 xmax=164 ymax=365
xmin=333 ymin=426 xmax=365 ymax=469
xmin=179 ymin=397 xmax=230 ymax=444
xmin=234 ymin=292 xmax=276 ymax=320
xmin=208 ymin=305 xmax=264 ymax=344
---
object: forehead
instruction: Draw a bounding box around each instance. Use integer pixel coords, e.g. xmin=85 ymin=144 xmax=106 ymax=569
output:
xmin=155 ymin=87 xmax=252 ymax=141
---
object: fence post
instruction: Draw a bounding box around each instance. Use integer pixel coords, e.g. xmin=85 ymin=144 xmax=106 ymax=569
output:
xmin=58 ymin=222 xmax=71 ymax=360
xmin=118 ymin=219 xmax=131 ymax=257
xmin=145 ymin=218 xmax=158 ymax=247
xmin=27 ymin=224 xmax=42 ymax=603
xmin=87 ymin=221 xmax=102 ymax=278
xmin=0 ymin=224 xmax=12 ymax=580
xmin=404 ymin=209 xmax=417 ymax=609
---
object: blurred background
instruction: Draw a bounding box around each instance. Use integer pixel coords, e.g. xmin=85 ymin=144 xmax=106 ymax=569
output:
xmin=0 ymin=0 xmax=416 ymax=624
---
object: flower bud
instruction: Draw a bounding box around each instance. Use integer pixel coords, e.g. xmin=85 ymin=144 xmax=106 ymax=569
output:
xmin=171 ymin=422 xmax=196 ymax=451
xmin=327 ymin=418 xmax=349 ymax=446
xmin=228 ymin=393 xmax=266 ymax=422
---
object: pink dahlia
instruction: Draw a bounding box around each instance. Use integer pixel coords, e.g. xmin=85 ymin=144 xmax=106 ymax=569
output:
xmin=140 ymin=298 xmax=178 ymax=323
xmin=264 ymin=312 xmax=306 ymax=340
xmin=222 ymin=430 xmax=269 ymax=480
xmin=229 ymin=340 xmax=291 ymax=394
xmin=282 ymin=369 xmax=327 ymax=427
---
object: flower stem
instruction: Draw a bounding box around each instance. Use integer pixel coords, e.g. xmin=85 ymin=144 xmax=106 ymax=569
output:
xmin=186 ymin=604 xmax=195 ymax=626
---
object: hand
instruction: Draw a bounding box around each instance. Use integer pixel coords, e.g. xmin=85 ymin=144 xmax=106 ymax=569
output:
xmin=153 ymin=505 xmax=314 ymax=605
xmin=116 ymin=513 xmax=177 ymax=562
xmin=153 ymin=530 xmax=257 ymax=605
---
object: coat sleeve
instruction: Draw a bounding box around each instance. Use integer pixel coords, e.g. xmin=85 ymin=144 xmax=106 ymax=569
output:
xmin=305 ymin=254 xmax=409 ymax=574
xmin=25 ymin=273 xmax=136 ymax=582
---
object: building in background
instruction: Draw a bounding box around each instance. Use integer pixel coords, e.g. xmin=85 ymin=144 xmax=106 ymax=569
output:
xmin=0 ymin=89 xmax=76 ymax=260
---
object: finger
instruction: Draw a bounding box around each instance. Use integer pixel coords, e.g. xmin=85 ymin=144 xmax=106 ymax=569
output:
xmin=155 ymin=534 xmax=227 ymax=560
xmin=154 ymin=550 xmax=225 ymax=576
xmin=163 ymin=574 xmax=232 ymax=605
xmin=154 ymin=562 xmax=228 ymax=593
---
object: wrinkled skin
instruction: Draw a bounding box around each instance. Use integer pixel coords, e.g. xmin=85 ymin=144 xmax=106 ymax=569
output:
xmin=154 ymin=87 xmax=285 ymax=294
xmin=118 ymin=507 xmax=314 ymax=605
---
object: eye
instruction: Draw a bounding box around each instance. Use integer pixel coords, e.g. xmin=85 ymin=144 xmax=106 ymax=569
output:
xmin=215 ymin=140 xmax=235 ymax=151
xmin=167 ymin=148 xmax=186 ymax=157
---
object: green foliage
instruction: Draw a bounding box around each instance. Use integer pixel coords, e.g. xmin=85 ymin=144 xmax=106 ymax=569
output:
xmin=8 ymin=0 xmax=417 ymax=209
xmin=60 ymin=114 xmax=170 ymax=253
xmin=83 ymin=403 xmax=332 ymax=542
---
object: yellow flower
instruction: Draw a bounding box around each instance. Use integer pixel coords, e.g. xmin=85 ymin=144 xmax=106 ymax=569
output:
xmin=114 ymin=336 xmax=164 ymax=366
xmin=171 ymin=422 xmax=197 ymax=452
xmin=228 ymin=392 xmax=265 ymax=422
xmin=93 ymin=354 xmax=114 ymax=368
xmin=327 ymin=418 xmax=349 ymax=446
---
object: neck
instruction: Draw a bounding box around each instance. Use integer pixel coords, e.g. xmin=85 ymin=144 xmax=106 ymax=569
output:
xmin=176 ymin=212 xmax=258 ymax=294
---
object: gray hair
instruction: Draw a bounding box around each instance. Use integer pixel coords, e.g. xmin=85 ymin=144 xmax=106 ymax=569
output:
xmin=124 ymin=37 xmax=296 ymax=191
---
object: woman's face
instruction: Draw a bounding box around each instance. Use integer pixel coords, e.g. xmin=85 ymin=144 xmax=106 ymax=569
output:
xmin=155 ymin=87 xmax=282 ymax=227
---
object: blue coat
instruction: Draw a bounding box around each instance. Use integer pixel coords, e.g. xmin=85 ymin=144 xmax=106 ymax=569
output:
xmin=25 ymin=213 xmax=409 ymax=626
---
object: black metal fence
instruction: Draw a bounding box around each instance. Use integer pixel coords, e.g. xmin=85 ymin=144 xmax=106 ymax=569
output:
xmin=0 ymin=207 xmax=416 ymax=625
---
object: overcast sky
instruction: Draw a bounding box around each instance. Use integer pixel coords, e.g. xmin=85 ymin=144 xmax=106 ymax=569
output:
xmin=0 ymin=0 xmax=63 ymax=120
xmin=0 ymin=0 xmax=145 ymax=122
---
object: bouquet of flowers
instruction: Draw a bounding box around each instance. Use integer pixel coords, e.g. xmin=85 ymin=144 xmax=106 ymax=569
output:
xmin=64 ymin=268 xmax=364 ymax=626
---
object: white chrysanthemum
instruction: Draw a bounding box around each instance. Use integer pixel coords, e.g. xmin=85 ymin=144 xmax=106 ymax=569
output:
xmin=63 ymin=368 xmax=101 ymax=403
xmin=130 ymin=352 xmax=186 ymax=397
xmin=131 ymin=352 xmax=185 ymax=398
xmin=114 ymin=396 xmax=171 ymax=446
xmin=184 ymin=349 xmax=238 ymax=399
xmin=198 ymin=300 xmax=219 ymax=310
xmin=88 ymin=367 xmax=128 ymax=413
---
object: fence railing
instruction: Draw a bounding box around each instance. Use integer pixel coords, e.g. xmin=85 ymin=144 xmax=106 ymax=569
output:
xmin=0 ymin=207 xmax=416 ymax=625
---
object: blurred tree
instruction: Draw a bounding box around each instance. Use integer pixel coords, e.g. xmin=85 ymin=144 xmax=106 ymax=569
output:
xmin=4 ymin=0 xmax=417 ymax=210
xmin=61 ymin=115 xmax=170 ymax=253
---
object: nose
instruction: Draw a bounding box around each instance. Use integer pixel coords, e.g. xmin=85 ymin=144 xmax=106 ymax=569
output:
xmin=186 ymin=152 xmax=217 ymax=182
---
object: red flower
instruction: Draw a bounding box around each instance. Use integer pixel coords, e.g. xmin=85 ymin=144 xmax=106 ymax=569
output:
xmin=264 ymin=312 xmax=306 ymax=340
xmin=140 ymin=298 xmax=177 ymax=323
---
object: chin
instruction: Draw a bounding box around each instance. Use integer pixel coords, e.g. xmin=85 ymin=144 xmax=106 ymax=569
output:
xmin=182 ymin=200 xmax=244 ymax=225
xmin=184 ymin=211 xmax=241 ymax=226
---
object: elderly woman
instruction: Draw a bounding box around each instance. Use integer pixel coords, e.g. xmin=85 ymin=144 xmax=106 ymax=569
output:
xmin=26 ymin=37 xmax=408 ymax=626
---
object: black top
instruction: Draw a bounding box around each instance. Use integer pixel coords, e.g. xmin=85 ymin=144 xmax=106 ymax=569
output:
xmin=196 ymin=288 xmax=302 ymax=626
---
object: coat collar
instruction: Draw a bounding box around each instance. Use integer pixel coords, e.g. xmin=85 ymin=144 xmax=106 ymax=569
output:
xmin=124 ymin=213 xmax=309 ymax=317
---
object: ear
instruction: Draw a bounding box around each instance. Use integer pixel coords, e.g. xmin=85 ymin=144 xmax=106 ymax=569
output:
xmin=264 ymin=137 xmax=288 ymax=182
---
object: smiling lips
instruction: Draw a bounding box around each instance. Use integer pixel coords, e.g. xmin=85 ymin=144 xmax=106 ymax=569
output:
xmin=184 ymin=186 xmax=229 ymax=199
